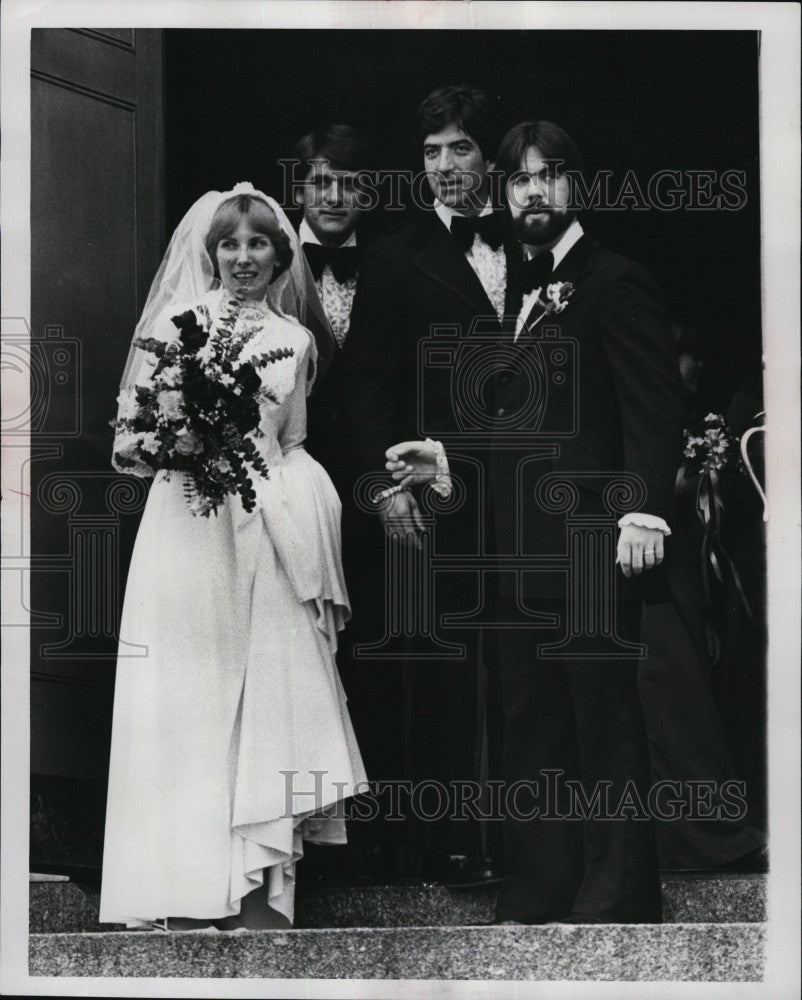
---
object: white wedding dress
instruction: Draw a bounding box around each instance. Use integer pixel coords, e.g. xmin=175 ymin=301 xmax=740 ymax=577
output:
xmin=99 ymin=289 xmax=366 ymax=927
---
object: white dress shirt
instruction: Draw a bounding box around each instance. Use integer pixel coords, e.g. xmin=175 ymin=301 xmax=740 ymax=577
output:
xmin=514 ymin=218 xmax=585 ymax=341
xmin=299 ymin=219 xmax=358 ymax=344
xmin=434 ymin=201 xmax=507 ymax=321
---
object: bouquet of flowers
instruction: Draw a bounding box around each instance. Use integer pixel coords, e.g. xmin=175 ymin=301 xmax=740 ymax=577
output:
xmin=112 ymin=297 xmax=295 ymax=516
xmin=682 ymin=412 xmax=744 ymax=478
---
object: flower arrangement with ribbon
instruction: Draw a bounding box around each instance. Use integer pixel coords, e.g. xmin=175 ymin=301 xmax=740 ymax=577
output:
xmin=682 ymin=412 xmax=753 ymax=620
xmin=112 ymin=297 xmax=295 ymax=516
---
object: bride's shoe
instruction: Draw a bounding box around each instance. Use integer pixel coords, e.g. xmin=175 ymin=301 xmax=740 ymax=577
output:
xmin=153 ymin=917 xmax=220 ymax=933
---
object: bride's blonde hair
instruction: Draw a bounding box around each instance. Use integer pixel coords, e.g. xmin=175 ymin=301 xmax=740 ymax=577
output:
xmin=204 ymin=194 xmax=293 ymax=284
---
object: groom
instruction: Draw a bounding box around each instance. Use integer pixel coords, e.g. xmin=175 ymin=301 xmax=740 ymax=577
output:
xmin=491 ymin=120 xmax=685 ymax=923
xmin=388 ymin=120 xmax=685 ymax=921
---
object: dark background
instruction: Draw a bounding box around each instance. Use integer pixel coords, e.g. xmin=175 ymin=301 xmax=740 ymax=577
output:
xmin=166 ymin=29 xmax=762 ymax=403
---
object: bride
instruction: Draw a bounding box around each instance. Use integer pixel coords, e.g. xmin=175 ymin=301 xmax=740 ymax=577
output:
xmin=99 ymin=183 xmax=366 ymax=931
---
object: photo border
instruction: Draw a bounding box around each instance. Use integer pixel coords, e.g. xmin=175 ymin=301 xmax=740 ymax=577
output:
xmin=2 ymin=2 xmax=799 ymax=997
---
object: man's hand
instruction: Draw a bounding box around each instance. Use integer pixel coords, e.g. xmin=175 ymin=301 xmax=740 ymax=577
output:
xmin=378 ymin=488 xmax=426 ymax=549
xmin=617 ymin=523 xmax=665 ymax=577
xmin=385 ymin=440 xmax=440 ymax=489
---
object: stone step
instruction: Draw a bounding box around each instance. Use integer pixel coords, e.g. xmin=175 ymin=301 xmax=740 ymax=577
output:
xmin=296 ymin=873 xmax=767 ymax=928
xmin=30 ymin=872 xmax=766 ymax=934
xmin=28 ymin=922 xmax=765 ymax=980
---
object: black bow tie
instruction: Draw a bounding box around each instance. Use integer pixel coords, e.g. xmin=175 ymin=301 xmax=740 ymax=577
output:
xmin=449 ymin=213 xmax=505 ymax=252
xmin=303 ymin=243 xmax=360 ymax=284
xmin=519 ymin=251 xmax=555 ymax=294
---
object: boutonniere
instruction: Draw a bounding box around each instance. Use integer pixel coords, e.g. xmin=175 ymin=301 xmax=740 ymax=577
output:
xmin=545 ymin=281 xmax=574 ymax=313
xmin=523 ymin=281 xmax=576 ymax=334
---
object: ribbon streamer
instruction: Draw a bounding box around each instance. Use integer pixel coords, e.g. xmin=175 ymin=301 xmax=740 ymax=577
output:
xmin=696 ymin=471 xmax=755 ymax=626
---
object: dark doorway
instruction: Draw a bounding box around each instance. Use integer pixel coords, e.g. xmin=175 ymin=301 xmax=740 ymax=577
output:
xmin=166 ymin=28 xmax=762 ymax=401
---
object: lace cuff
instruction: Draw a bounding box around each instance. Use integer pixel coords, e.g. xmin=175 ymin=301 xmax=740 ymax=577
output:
xmin=618 ymin=513 xmax=671 ymax=536
xmin=425 ymin=438 xmax=452 ymax=497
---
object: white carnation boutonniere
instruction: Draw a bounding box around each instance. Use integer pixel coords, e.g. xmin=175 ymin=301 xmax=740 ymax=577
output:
xmin=522 ymin=281 xmax=576 ymax=336
xmin=545 ymin=281 xmax=574 ymax=314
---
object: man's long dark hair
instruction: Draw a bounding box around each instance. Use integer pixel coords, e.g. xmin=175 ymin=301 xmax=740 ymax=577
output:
xmin=417 ymin=84 xmax=500 ymax=159
xmin=495 ymin=120 xmax=584 ymax=181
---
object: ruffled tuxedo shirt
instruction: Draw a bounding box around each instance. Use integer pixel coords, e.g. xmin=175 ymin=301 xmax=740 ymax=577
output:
xmin=433 ymin=201 xmax=507 ymax=322
xmin=300 ymin=220 xmax=358 ymax=344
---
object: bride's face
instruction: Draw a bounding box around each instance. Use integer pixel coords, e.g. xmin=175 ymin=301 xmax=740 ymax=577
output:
xmin=215 ymin=217 xmax=277 ymax=300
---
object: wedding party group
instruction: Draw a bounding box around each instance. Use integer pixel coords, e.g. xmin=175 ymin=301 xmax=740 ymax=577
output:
xmin=99 ymin=84 xmax=767 ymax=932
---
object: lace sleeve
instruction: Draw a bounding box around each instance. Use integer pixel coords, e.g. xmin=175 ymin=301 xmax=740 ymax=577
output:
xmin=278 ymin=333 xmax=314 ymax=455
xmin=303 ymin=324 xmax=319 ymax=398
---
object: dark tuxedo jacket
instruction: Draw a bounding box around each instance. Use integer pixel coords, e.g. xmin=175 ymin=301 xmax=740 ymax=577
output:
xmin=342 ymin=213 xmax=517 ymax=856
xmin=306 ymin=335 xmax=356 ymax=504
xmin=302 ymin=243 xmax=358 ymax=505
xmin=491 ymin=233 xmax=685 ymax=600
xmin=346 ymin=211 xmax=518 ymax=486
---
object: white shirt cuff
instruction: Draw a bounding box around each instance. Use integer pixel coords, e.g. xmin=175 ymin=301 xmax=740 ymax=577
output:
xmin=618 ymin=513 xmax=671 ymax=535
xmin=425 ymin=438 xmax=452 ymax=497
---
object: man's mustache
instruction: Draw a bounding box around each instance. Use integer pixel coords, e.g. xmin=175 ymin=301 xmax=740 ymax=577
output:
xmin=521 ymin=203 xmax=556 ymax=215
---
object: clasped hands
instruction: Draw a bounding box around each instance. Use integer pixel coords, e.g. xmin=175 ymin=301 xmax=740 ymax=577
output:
xmin=378 ymin=441 xmax=440 ymax=549
xmin=383 ymin=440 xmax=664 ymax=575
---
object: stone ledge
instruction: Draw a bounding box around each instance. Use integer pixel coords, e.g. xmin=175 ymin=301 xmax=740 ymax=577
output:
xmin=29 ymin=923 xmax=765 ymax=980
xmin=30 ymin=873 xmax=767 ymax=933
